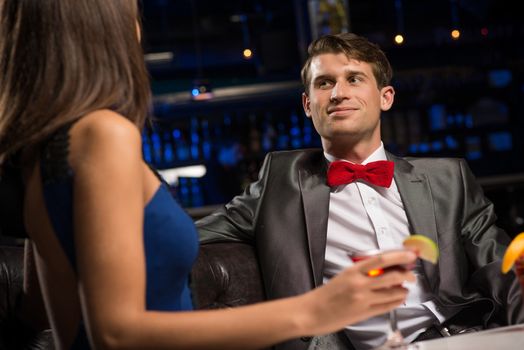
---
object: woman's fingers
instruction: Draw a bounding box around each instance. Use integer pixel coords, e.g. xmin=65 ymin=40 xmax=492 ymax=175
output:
xmin=368 ymin=286 xmax=409 ymax=306
xmin=350 ymin=250 xmax=416 ymax=288
xmin=355 ymin=250 xmax=417 ymax=275
xmin=371 ymin=269 xmax=416 ymax=289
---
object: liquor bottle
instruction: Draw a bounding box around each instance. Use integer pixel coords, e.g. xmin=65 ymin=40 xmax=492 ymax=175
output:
xmin=190 ymin=178 xmax=204 ymax=207
xmin=248 ymin=113 xmax=261 ymax=154
xmin=302 ymin=116 xmax=314 ymax=147
xmin=428 ymin=104 xmax=447 ymax=131
xmin=150 ymin=128 xmax=163 ymax=166
xmin=261 ymin=112 xmax=276 ymax=152
xmin=172 ymin=128 xmax=190 ymax=162
xmin=289 ymin=111 xmax=303 ymax=149
xmin=276 ymin=121 xmax=289 ymax=150
xmin=177 ymin=177 xmax=191 ymax=207
xmin=217 ymin=113 xmax=240 ymax=166
xmin=201 ymin=119 xmax=212 ymax=160
xmin=189 ymin=117 xmax=200 ymax=160
xmin=162 ymin=130 xmax=174 ymax=167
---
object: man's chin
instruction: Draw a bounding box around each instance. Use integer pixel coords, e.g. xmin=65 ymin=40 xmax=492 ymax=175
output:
xmin=325 ymin=128 xmax=360 ymax=138
xmin=322 ymin=128 xmax=376 ymax=144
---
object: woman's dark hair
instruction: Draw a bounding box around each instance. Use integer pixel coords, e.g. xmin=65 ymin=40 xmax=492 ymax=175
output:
xmin=301 ymin=33 xmax=393 ymax=94
xmin=0 ymin=0 xmax=151 ymax=161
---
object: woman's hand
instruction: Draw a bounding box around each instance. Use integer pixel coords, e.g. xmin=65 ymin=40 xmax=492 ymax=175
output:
xmin=299 ymin=249 xmax=417 ymax=335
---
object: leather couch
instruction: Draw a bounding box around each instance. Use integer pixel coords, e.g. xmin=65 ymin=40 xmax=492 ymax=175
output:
xmin=0 ymin=242 xmax=265 ymax=350
xmin=191 ymin=242 xmax=265 ymax=309
xmin=0 ymin=244 xmax=54 ymax=350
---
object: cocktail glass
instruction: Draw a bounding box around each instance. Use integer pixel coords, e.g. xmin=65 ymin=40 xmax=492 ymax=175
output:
xmin=349 ymin=249 xmax=417 ymax=350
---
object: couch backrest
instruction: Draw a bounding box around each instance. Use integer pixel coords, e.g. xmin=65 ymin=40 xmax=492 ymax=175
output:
xmin=191 ymin=242 xmax=266 ymax=308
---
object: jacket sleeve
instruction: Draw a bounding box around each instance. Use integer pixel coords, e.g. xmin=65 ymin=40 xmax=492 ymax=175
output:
xmin=458 ymin=159 xmax=524 ymax=325
xmin=196 ymin=153 xmax=273 ymax=245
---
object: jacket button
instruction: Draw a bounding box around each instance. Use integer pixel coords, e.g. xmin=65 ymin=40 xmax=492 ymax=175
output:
xmin=300 ymin=336 xmax=312 ymax=342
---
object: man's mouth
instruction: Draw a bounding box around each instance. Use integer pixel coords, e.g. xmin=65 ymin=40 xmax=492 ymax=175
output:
xmin=328 ymin=106 xmax=358 ymax=117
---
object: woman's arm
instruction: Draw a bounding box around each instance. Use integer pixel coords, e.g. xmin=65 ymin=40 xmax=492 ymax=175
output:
xmin=70 ymin=110 xmax=416 ymax=350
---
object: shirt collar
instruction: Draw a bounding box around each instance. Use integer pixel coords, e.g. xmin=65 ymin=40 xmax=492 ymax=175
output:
xmin=324 ymin=142 xmax=387 ymax=165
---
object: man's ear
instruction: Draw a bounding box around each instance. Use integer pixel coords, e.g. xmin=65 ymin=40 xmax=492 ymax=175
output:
xmin=302 ymin=92 xmax=312 ymax=117
xmin=380 ymin=86 xmax=395 ymax=111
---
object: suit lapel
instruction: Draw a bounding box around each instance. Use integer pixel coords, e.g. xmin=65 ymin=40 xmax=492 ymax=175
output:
xmin=388 ymin=152 xmax=440 ymax=291
xmin=298 ymin=151 xmax=330 ymax=287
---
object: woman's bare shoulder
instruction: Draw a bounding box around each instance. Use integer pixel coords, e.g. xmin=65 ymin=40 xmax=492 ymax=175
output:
xmin=72 ymin=109 xmax=141 ymax=142
xmin=68 ymin=110 xmax=142 ymax=167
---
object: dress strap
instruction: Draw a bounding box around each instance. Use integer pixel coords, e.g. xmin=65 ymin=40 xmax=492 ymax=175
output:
xmin=40 ymin=122 xmax=76 ymax=184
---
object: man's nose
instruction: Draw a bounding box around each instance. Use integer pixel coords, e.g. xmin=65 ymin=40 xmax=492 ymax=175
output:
xmin=330 ymin=81 xmax=350 ymax=102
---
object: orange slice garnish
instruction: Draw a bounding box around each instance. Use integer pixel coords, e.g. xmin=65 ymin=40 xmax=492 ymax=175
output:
xmin=403 ymin=235 xmax=439 ymax=264
xmin=502 ymin=232 xmax=524 ymax=274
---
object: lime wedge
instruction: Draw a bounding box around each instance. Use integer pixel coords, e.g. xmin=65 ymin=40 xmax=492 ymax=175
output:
xmin=403 ymin=235 xmax=439 ymax=264
xmin=502 ymin=232 xmax=524 ymax=274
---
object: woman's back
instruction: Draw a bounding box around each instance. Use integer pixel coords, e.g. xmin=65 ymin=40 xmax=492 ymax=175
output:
xmin=23 ymin=110 xmax=199 ymax=349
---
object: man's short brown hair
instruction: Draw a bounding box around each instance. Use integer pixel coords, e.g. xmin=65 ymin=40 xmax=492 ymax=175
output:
xmin=301 ymin=33 xmax=393 ymax=94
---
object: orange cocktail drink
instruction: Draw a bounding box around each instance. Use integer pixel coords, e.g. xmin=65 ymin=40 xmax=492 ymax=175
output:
xmin=502 ymin=232 xmax=524 ymax=300
xmin=349 ymin=249 xmax=386 ymax=276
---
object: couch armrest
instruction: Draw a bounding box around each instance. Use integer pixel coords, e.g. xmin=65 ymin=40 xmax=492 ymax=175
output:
xmin=0 ymin=245 xmax=54 ymax=349
xmin=191 ymin=242 xmax=266 ymax=309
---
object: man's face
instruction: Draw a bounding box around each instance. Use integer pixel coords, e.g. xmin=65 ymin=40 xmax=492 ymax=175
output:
xmin=302 ymin=53 xmax=394 ymax=149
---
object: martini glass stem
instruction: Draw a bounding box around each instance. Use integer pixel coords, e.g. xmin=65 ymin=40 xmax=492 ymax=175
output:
xmin=385 ymin=309 xmax=405 ymax=347
xmin=390 ymin=310 xmax=399 ymax=333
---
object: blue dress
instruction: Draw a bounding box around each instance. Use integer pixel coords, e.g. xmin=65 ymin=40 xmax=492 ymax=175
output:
xmin=40 ymin=123 xmax=199 ymax=349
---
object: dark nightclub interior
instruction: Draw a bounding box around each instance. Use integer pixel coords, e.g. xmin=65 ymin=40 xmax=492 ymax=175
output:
xmin=139 ymin=0 xmax=524 ymax=235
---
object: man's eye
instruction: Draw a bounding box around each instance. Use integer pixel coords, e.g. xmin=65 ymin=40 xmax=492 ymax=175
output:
xmin=318 ymin=80 xmax=333 ymax=89
xmin=349 ymin=76 xmax=362 ymax=84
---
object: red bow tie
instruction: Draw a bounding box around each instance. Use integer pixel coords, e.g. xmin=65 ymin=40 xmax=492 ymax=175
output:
xmin=327 ymin=160 xmax=394 ymax=188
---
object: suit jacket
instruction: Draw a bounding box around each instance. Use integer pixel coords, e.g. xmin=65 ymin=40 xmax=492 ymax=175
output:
xmin=197 ymin=149 xmax=524 ymax=350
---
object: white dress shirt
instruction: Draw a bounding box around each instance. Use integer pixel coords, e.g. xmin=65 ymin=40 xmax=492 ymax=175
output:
xmin=323 ymin=143 xmax=459 ymax=350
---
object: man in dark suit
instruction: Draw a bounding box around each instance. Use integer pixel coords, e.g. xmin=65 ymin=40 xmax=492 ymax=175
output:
xmin=197 ymin=33 xmax=523 ymax=350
